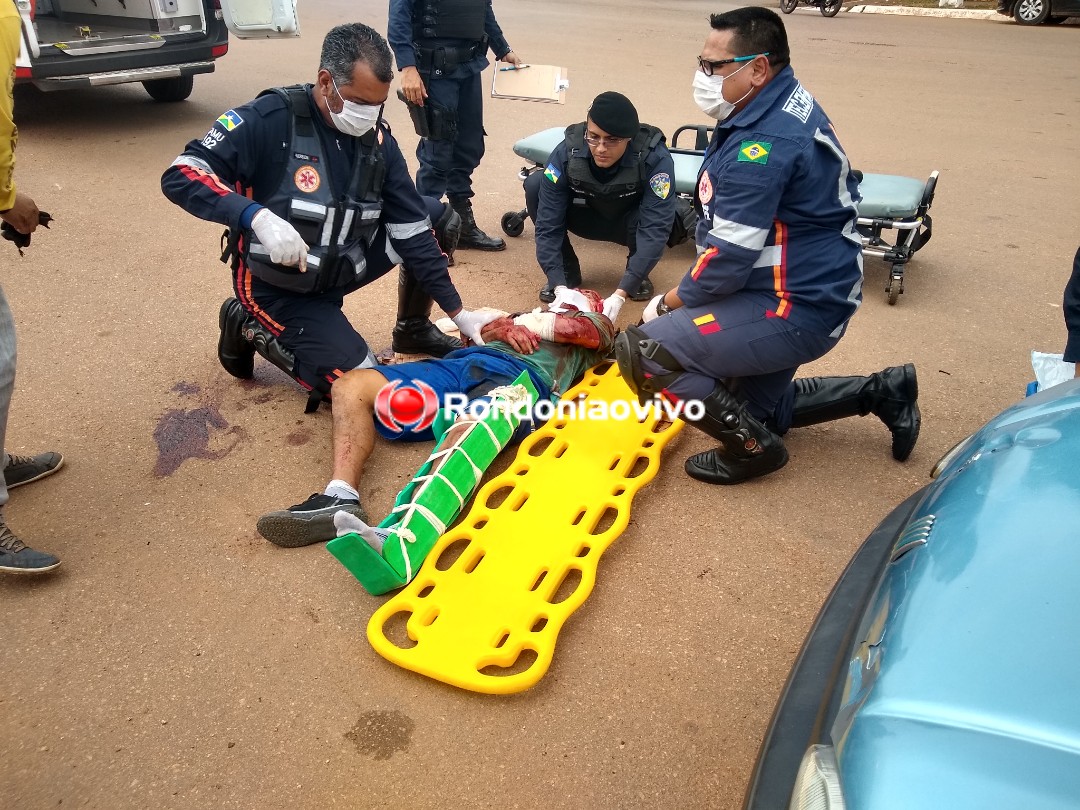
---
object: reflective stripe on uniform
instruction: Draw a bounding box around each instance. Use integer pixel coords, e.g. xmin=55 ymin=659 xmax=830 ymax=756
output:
xmin=387 ymin=218 xmax=432 ymax=240
xmin=708 ymin=215 xmax=769 ymax=252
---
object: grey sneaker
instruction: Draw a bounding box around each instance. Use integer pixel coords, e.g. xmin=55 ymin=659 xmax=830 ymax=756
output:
xmin=256 ymin=493 xmax=367 ymax=548
xmin=0 ymin=520 xmax=60 ymax=574
xmin=4 ymin=451 xmax=64 ymax=489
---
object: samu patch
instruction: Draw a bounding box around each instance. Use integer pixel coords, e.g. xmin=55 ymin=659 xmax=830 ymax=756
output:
xmin=738 ymin=141 xmax=771 ymax=164
xmin=649 ymin=172 xmax=672 ymax=199
xmin=294 ymin=165 xmax=320 ymax=193
xmin=216 ymin=109 xmax=244 ymax=131
xmin=544 ymin=164 xmax=561 ymax=183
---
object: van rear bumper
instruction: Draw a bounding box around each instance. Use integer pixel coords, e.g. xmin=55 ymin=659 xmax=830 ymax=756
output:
xmin=30 ymin=60 xmax=215 ymax=90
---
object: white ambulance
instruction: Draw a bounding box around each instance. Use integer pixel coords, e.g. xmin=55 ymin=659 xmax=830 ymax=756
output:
xmin=11 ymin=0 xmax=298 ymax=102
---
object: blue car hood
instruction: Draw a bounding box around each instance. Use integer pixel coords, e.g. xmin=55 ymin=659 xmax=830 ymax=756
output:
xmin=834 ymin=380 xmax=1080 ymax=808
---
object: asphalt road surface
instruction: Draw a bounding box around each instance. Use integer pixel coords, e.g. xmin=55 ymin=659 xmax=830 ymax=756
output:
xmin=3 ymin=1 xmax=1077 ymax=807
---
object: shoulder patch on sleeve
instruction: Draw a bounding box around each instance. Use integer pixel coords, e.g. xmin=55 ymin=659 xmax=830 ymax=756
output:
xmin=649 ymin=172 xmax=671 ymax=199
xmin=737 ymin=141 xmax=772 ymax=165
xmin=544 ymin=164 xmax=561 ymax=183
xmin=781 ymin=83 xmax=815 ymax=123
xmin=698 ymin=172 xmax=713 ymax=204
xmin=215 ymin=110 xmax=245 ymax=132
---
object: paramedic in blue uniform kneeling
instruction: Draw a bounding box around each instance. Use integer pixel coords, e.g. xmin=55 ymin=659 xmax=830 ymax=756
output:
xmin=525 ymin=92 xmax=693 ymax=320
xmin=162 ymin=23 xmax=499 ymax=413
xmin=615 ymin=8 xmax=920 ymax=485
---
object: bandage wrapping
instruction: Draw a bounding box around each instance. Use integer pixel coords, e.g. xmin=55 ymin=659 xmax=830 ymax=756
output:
xmin=512 ymin=311 xmax=556 ymax=342
xmin=327 ymin=371 xmax=540 ymax=595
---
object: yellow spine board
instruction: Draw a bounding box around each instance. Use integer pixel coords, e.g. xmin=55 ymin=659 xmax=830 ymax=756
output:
xmin=367 ymin=362 xmax=683 ymax=694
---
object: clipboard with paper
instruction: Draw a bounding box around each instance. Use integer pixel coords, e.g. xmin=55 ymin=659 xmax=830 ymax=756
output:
xmin=491 ymin=64 xmax=569 ymax=104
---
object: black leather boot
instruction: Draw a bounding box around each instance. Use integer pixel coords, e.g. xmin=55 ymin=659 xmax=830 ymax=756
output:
xmin=433 ymin=202 xmax=461 ymax=268
xmin=448 ymin=196 xmax=506 ymax=251
xmin=790 ymin=364 xmax=920 ymax=461
xmin=219 ymin=297 xmax=298 ymax=379
xmin=242 ymin=318 xmax=297 ymax=379
xmin=218 ymin=298 xmax=256 ymax=379
xmin=391 ymin=267 xmax=463 ymax=357
xmin=684 ymin=383 xmax=789 ymax=484
xmin=539 ymin=245 xmax=583 ymax=303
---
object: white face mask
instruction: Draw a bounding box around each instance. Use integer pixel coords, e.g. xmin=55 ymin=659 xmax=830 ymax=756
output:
xmin=692 ymin=60 xmax=753 ymax=122
xmin=328 ymin=76 xmax=381 ymax=137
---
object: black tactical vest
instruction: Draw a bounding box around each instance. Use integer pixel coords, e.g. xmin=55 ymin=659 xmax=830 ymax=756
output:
xmin=564 ymin=122 xmax=665 ymax=220
xmin=243 ymin=86 xmax=386 ymax=295
xmin=412 ymin=0 xmax=487 ymax=41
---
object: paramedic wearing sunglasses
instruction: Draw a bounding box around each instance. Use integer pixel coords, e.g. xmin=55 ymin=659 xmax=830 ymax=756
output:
xmin=615 ymin=7 xmax=920 ymax=485
xmin=163 ymin=23 xmax=501 ymax=417
xmin=389 ymin=0 xmax=521 ymax=252
xmin=525 ymin=92 xmax=694 ymax=320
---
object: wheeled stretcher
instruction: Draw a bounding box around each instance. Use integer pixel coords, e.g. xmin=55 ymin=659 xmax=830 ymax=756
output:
xmin=500 ymin=124 xmax=938 ymax=305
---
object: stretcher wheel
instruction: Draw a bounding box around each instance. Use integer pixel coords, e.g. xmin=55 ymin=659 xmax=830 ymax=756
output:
xmin=886 ymin=275 xmax=903 ymax=306
xmin=779 ymin=0 xmax=798 ymax=12
xmin=821 ymin=0 xmax=842 ymax=15
xmin=501 ymin=211 xmax=526 ymax=238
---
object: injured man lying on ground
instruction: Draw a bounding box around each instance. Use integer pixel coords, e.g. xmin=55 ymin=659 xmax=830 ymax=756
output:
xmin=254 ymin=287 xmax=618 ymax=591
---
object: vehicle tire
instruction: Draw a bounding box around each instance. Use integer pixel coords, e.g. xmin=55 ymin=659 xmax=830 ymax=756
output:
xmin=886 ymin=275 xmax=902 ymax=306
xmin=143 ymin=76 xmax=195 ymax=103
xmin=821 ymin=0 xmax=843 ymax=16
xmin=1012 ymin=0 xmax=1050 ymax=23
xmin=779 ymin=0 xmax=799 ymax=13
xmin=501 ymin=211 xmax=525 ymax=238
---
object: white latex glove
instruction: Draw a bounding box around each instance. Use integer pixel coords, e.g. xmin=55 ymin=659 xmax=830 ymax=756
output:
xmin=251 ymin=208 xmax=308 ymax=270
xmin=452 ymin=309 xmax=502 ymax=346
xmin=601 ymin=293 xmax=626 ymax=321
xmin=641 ymin=294 xmax=666 ymax=324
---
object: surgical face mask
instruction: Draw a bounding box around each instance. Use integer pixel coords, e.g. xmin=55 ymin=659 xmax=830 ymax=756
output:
xmin=692 ymin=61 xmax=753 ymax=122
xmin=328 ymin=76 xmax=381 ymax=137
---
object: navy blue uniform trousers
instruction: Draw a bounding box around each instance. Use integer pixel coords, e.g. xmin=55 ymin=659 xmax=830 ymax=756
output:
xmin=415 ymin=68 xmax=485 ymax=200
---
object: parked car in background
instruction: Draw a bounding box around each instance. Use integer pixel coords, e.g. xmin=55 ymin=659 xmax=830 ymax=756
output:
xmin=744 ymin=378 xmax=1080 ymax=810
xmin=11 ymin=0 xmax=298 ymax=101
xmin=996 ymin=0 xmax=1080 ymax=24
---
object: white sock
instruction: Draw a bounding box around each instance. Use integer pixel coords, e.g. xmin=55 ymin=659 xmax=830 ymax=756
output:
xmin=325 ymin=479 xmax=359 ymax=502
xmin=333 ymin=511 xmax=390 ymax=553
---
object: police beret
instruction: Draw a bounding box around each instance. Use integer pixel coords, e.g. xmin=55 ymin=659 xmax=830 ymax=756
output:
xmin=587 ymin=92 xmax=639 ymax=139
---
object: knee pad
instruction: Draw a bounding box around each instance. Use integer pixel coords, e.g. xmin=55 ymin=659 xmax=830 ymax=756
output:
xmin=613 ymin=325 xmax=684 ymax=404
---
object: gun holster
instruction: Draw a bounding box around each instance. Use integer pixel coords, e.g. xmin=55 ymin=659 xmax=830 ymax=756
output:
xmin=397 ymin=90 xmax=458 ymax=142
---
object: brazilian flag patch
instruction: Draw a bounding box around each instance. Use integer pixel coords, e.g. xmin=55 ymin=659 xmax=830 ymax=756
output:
xmin=738 ymin=141 xmax=771 ymax=164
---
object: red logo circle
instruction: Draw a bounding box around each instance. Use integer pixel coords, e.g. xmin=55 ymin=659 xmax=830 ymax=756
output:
xmin=374 ymin=380 xmax=438 ymax=433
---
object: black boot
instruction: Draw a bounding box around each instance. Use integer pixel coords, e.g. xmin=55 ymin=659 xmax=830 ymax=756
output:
xmin=448 ymin=196 xmax=506 ymax=251
xmin=218 ymin=298 xmax=256 ymax=379
xmin=219 ymin=297 xmax=298 ymax=379
xmin=539 ymin=244 xmax=583 ymax=303
xmin=684 ymin=383 xmax=789 ymax=484
xmin=242 ymin=317 xmax=297 ymax=379
xmin=391 ymin=267 xmax=463 ymax=357
xmin=433 ymin=202 xmax=461 ymax=268
xmin=790 ymin=364 xmax=920 ymax=461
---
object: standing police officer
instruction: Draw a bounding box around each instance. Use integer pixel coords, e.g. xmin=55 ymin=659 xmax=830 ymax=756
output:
xmin=162 ymin=23 xmax=499 ymax=416
xmin=525 ymin=92 xmax=688 ymax=319
xmin=388 ymin=0 xmax=520 ymax=252
xmin=615 ymin=8 xmax=919 ymax=485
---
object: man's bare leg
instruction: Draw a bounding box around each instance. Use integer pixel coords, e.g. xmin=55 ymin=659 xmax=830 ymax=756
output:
xmin=255 ymin=368 xmax=388 ymax=548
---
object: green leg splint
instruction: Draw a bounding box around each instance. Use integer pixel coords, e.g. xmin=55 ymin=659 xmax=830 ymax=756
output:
xmin=327 ymin=371 xmax=540 ymax=595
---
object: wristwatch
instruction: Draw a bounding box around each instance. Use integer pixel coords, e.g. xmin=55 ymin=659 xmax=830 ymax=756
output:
xmin=656 ymin=297 xmax=672 ymax=316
